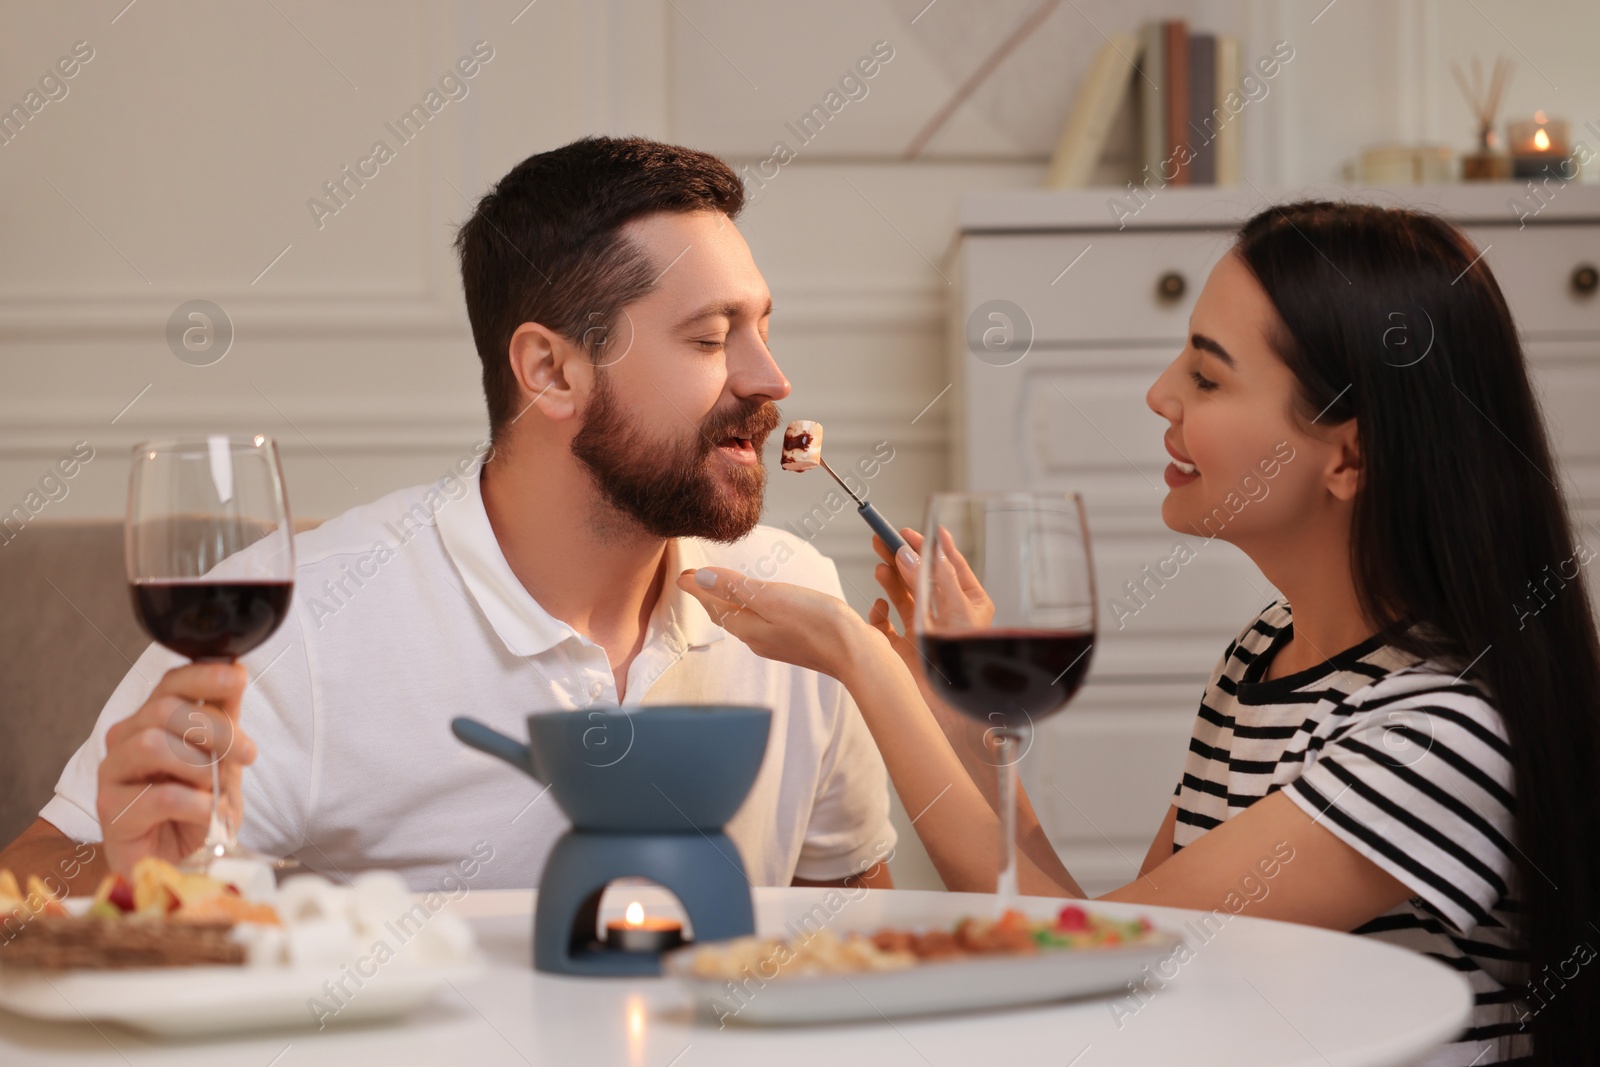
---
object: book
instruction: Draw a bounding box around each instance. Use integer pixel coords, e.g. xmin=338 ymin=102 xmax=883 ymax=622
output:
xmin=1214 ymin=36 xmax=1241 ymax=185
xmin=1138 ymin=21 xmax=1166 ymax=185
xmin=1187 ymin=32 xmax=1216 ymax=184
xmin=1164 ymin=20 xmax=1190 ymax=185
xmin=1044 ymin=30 xmax=1141 ymax=188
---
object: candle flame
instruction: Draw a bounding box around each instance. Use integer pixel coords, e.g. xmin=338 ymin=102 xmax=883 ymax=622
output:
xmin=625 ymin=900 xmax=644 ymax=926
xmin=1534 ymin=128 xmax=1551 ymax=151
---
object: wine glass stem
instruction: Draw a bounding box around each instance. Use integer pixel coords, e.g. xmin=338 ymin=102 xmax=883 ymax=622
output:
xmin=206 ymin=755 xmax=230 ymax=847
xmin=997 ymin=731 xmax=1019 ymax=911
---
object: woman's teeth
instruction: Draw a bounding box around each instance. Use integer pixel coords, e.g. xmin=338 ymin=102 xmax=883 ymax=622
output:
xmin=1173 ymin=460 xmax=1197 ymax=475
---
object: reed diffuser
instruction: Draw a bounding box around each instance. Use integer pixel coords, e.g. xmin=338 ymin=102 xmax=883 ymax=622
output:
xmin=1454 ymin=55 xmax=1513 ymax=181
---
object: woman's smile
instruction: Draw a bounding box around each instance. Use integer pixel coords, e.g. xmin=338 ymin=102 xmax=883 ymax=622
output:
xmin=1163 ymin=437 xmax=1200 ymax=488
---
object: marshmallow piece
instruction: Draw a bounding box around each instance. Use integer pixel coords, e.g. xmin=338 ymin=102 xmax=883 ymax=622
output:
xmin=284 ymin=916 xmax=358 ymax=969
xmin=274 ymin=874 xmax=351 ymax=924
xmin=781 ymin=420 xmax=823 ymax=472
xmin=351 ymin=872 xmax=413 ymax=938
xmin=232 ymin=922 xmax=287 ymax=967
xmin=352 ymin=871 xmax=410 ymax=912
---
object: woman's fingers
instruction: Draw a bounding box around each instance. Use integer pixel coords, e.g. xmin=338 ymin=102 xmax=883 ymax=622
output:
xmin=874 ymin=562 xmax=916 ymax=628
xmin=937 ymin=526 xmax=977 ymax=587
xmin=678 ymin=569 xmax=870 ymax=681
xmin=891 ymin=538 xmax=923 ymax=614
xmin=872 ymin=528 xmax=922 ymax=566
xmin=923 ymin=534 xmax=970 ymax=625
xmin=676 ymin=568 xmax=750 ymax=627
xmin=935 ymin=525 xmax=997 ymax=624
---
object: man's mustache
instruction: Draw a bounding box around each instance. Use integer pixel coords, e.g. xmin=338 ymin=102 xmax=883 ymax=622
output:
xmin=700 ymin=401 xmax=781 ymax=452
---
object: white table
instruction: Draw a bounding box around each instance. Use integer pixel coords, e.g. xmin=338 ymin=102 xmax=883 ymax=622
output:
xmin=0 ymin=887 xmax=1471 ymax=1066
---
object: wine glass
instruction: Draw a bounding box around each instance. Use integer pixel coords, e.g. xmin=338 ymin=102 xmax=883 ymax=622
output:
xmin=126 ymin=434 xmax=295 ymax=872
xmin=914 ymin=492 xmax=1096 ymax=909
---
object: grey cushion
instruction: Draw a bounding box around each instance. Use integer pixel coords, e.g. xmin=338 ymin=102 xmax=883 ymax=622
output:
xmin=0 ymin=519 xmax=315 ymax=848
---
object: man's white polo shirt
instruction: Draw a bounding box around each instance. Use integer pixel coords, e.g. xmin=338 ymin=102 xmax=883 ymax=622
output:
xmin=40 ymin=466 xmax=896 ymax=889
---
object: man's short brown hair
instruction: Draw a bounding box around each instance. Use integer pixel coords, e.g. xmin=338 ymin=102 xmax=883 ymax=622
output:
xmin=453 ymin=136 xmax=745 ymax=442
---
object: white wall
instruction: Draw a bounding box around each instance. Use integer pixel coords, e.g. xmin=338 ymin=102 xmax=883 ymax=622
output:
xmin=2 ymin=0 xmax=1595 ymax=890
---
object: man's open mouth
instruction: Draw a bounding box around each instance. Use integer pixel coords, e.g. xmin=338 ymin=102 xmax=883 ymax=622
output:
xmin=716 ymin=434 xmax=756 ymax=456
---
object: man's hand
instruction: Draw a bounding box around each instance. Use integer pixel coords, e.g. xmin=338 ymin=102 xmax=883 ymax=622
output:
xmin=95 ymin=662 xmax=256 ymax=876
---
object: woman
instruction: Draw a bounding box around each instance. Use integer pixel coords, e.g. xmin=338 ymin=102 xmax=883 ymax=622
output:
xmin=678 ymin=201 xmax=1600 ymax=1065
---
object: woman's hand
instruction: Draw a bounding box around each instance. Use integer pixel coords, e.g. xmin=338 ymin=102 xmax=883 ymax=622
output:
xmin=675 ymin=567 xmax=884 ymax=682
xmin=868 ymin=526 xmax=996 ymax=655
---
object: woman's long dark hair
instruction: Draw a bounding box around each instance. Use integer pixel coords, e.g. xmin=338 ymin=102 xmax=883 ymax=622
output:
xmin=1236 ymin=200 xmax=1600 ymax=1065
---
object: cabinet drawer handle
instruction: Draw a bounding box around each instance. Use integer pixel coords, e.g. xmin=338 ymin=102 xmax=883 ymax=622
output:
xmin=1573 ymin=264 xmax=1599 ymax=296
xmin=1156 ymin=271 xmax=1187 ymax=302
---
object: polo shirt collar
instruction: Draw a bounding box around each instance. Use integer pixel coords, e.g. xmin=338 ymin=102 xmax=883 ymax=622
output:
xmin=664 ymin=536 xmax=729 ymax=650
xmin=436 ymin=466 xmax=727 ymax=658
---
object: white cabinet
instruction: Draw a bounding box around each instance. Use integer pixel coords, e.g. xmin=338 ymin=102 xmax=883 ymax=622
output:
xmin=950 ymin=185 xmax=1600 ymax=893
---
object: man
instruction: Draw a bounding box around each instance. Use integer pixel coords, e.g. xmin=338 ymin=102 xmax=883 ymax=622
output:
xmin=0 ymin=137 xmax=896 ymax=892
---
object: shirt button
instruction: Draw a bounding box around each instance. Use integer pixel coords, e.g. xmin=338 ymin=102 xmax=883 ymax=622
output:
xmin=589 ymin=682 xmax=604 ymax=699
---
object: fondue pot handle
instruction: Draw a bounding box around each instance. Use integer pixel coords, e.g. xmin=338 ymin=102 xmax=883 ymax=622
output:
xmin=451 ymin=717 xmax=543 ymax=782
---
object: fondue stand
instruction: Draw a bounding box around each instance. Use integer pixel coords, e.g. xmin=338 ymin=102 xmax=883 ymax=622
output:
xmin=452 ymin=705 xmax=769 ymax=976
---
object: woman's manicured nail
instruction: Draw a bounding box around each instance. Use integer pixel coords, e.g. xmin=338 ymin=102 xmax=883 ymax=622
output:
xmin=694 ymin=568 xmax=719 ymax=589
xmin=896 ymin=545 xmax=919 ymax=569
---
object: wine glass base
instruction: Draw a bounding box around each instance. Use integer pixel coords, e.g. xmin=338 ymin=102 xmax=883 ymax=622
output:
xmin=177 ymin=841 xmax=302 ymax=880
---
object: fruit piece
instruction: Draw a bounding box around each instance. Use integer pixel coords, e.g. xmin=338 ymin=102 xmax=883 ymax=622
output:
xmin=87 ymin=900 xmax=124 ymax=920
xmin=24 ymin=876 xmax=63 ymax=917
xmin=0 ymin=869 xmax=21 ymax=904
xmin=131 ymin=857 xmax=177 ymax=912
xmin=91 ymin=873 xmax=137 ymax=914
xmin=1056 ymin=905 xmax=1088 ymax=932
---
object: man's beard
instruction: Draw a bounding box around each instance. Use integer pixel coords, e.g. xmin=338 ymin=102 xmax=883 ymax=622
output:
xmin=570 ymin=371 xmax=781 ymax=543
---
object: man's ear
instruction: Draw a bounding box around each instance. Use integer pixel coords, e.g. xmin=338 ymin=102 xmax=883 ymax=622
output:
xmin=507 ymin=322 xmax=590 ymax=424
xmin=1324 ymin=419 xmax=1361 ymax=502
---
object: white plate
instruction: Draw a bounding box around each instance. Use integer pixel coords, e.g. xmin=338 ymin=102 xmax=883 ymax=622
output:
xmin=0 ymin=957 xmax=485 ymax=1036
xmin=0 ymin=901 xmax=483 ymax=1036
xmin=664 ymin=928 xmax=1184 ymax=1025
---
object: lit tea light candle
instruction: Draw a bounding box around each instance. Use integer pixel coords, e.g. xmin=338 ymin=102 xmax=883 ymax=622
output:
xmin=606 ymin=900 xmax=685 ymax=953
xmin=1508 ymin=112 xmax=1574 ymax=179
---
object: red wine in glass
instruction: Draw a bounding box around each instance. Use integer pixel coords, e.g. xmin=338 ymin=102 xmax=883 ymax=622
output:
xmin=126 ymin=434 xmax=296 ymax=873
xmin=130 ymin=580 xmax=292 ymax=661
xmin=913 ymin=492 xmax=1096 ymax=909
xmin=920 ymin=630 xmax=1095 ymax=732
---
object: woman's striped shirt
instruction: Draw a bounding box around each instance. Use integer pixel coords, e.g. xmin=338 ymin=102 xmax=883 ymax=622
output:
xmin=1172 ymin=599 xmax=1529 ymax=1066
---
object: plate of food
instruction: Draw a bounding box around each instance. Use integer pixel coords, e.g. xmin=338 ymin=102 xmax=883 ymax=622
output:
xmin=0 ymin=858 xmax=483 ymax=1036
xmin=664 ymin=904 xmax=1183 ymax=1025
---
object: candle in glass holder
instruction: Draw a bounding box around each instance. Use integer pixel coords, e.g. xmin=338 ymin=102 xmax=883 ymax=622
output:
xmin=605 ymin=901 xmax=685 ymax=953
xmin=1508 ymin=112 xmax=1574 ymax=179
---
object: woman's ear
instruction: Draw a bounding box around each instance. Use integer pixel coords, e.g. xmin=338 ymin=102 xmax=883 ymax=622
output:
xmin=507 ymin=322 xmax=588 ymax=424
xmin=1324 ymin=419 xmax=1362 ymax=502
